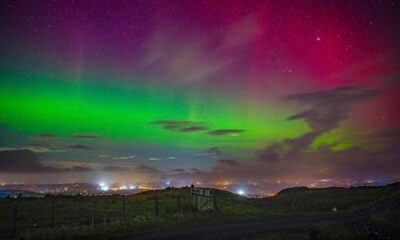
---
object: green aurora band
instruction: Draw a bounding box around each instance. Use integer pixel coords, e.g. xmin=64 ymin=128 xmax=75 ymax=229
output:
xmin=1 ymin=68 xmax=311 ymax=156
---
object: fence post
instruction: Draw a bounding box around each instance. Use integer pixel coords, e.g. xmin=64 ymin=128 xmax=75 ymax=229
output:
xmin=122 ymin=195 xmax=126 ymax=223
xmin=154 ymin=197 xmax=159 ymax=217
xmin=213 ymin=193 xmax=218 ymax=210
xmin=177 ymin=195 xmax=181 ymax=209
xmin=10 ymin=204 xmax=17 ymax=234
xmin=91 ymin=200 xmax=96 ymax=227
xmin=50 ymin=200 xmax=55 ymax=228
xmin=195 ymin=194 xmax=198 ymax=209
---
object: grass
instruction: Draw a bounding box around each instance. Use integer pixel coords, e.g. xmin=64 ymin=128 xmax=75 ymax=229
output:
xmin=0 ymin=183 xmax=399 ymax=239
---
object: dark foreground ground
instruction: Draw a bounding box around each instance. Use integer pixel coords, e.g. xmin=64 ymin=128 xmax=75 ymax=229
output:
xmin=129 ymin=187 xmax=400 ymax=240
xmin=1 ymin=183 xmax=399 ymax=239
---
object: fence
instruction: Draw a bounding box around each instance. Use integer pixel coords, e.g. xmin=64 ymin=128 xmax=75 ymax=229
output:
xmin=0 ymin=191 xmax=194 ymax=236
xmin=191 ymin=188 xmax=217 ymax=210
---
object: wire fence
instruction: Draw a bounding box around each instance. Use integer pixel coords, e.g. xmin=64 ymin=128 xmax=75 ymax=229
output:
xmin=0 ymin=192 xmax=193 ymax=236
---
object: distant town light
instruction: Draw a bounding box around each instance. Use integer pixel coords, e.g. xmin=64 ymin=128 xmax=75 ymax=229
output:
xmin=237 ymin=189 xmax=245 ymax=196
xmin=166 ymin=181 xmax=171 ymax=186
xmin=120 ymin=185 xmax=127 ymax=190
xmin=100 ymin=185 xmax=109 ymax=191
xmin=129 ymin=185 xmax=136 ymax=190
xmin=99 ymin=182 xmax=106 ymax=187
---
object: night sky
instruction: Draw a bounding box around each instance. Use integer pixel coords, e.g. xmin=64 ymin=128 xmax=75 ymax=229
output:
xmin=0 ymin=0 xmax=399 ymax=189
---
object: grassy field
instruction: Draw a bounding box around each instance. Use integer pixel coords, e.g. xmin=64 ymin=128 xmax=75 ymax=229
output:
xmin=0 ymin=183 xmax=399 ymax=240
xmin=242 ymin=203 xmax=400 ymax=240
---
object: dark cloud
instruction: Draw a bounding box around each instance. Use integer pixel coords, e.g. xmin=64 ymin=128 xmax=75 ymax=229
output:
xmin=70 ymin=166 xmax=92 ymax=172
xmin=102 ymin=165 xmax=129 ymax=172
xmin=66 ymin=144 xmax=94 ymax=150
xmin=168 ymin=87 xmax=398 ymax=183
xmin=68 ymin=134 xmax=100 ymax=139
xmin=171 ymin=142 xmax=400 ymax=183
xmin=287 ymin=86 xmax=380 ymax=132
xmin=376 ymin=128 xmax=400 ymax=141
xmin=27 ymin=143 xmax=50 ymax=148
xmin=151 ymin=120 xmax=208 ymax=132
xmin=0 ymin=150 xmax=91 ymax=173
xmin=180 ymin=126 xmax=208 ymax=132
xmin=207 ymin=147 xmax=221 ymax=155
xmin=135 ymin=164 xmax=163 ymax=175
xmin=256 ymin=132 xmax=321 ymax=162
xmin=215 ymin=159 xmax=240 ymax=169
xmin=207 ymin=129 xmax=245 ymax=136
xmin=170 ymin=168 xmax=186 ymax=173
xmin=0 ymin=150 xmax=60 ymax=173
xmin=35 ymin=134 xmax=57 ymax=138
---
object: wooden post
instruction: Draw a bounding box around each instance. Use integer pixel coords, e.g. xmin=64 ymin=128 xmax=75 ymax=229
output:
xmin=122 ymin=195 xmax=126 ymax=222
xmin=91 ymin=200 xmax=96 ymax=227
xmin=213 ymin=194 xmax=218 ymax=210
xmin=177 ymin=195 xmax=181 ymax=209
xmin=50 ymin=200 xmax=55 ymax=228
xmin=10 ymin=204 xmax=17 ymax=234
xmin=154 ymin=197 xmax=159 ymax=217
xmin=103 ymin=199 xmax=107 ymax=229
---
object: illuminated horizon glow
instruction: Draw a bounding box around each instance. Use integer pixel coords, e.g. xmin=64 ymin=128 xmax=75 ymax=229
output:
xmin=0 ymin=0 xmax=399 ymax=188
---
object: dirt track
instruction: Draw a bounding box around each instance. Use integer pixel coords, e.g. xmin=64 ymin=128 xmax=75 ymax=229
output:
xmin=124 ymin=191 xmax=400 ymax=240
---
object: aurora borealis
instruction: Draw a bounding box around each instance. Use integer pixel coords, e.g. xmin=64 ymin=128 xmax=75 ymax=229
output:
xmin=0 ymin=0 xmax=399 ymax=190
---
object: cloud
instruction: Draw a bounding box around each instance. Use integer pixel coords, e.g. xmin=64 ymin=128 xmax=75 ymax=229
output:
xmin=151 ymin=120 xmax=208 ymax=132
xmin=141 ymin=14 xmax=260 ymax=86
xmin=102 ymin=165 xmax=129 ymax=172
xmin=71 ymin=166 xmax=92 ymax=172
xmin=207 ymin=129 xmax=245 ymax=136
xmin=66 ymin=144 xmax=94 ymax=150
xmin=286 ymin=86 xmax=380 ymax=132
xmin=27 ymin=143 xmax=49 ymax=147
xmin=35 ymin=134 xmax=57 ymax=138
xmin=180 ymin=126 xmax=208 ymax=132
xmin=111 ymin=155 xmax=135 ymax=160
xmin=0 ymin=146 xmax=64 ymax=153
xmin=68 ymin=134 xmax=100 ymax=139
xmin=376 ymin=128 xmax=400 ymax=142
xmin=168 ymin=87 xmax=398 ymax=183
xmin=170 ymin=168 xmax=186 ymax=173
xmin=195 ymin=147 xmax=222 ymax=157
xmin=207 ymin=147 xmax=221 ymax=155
xmin=215 ymin=159 xmax=240 ymax=169
xmin=135 ymin=164 xmax=163 ymax=175
xmin=0 ymin=150 xmax=91 ymax=173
